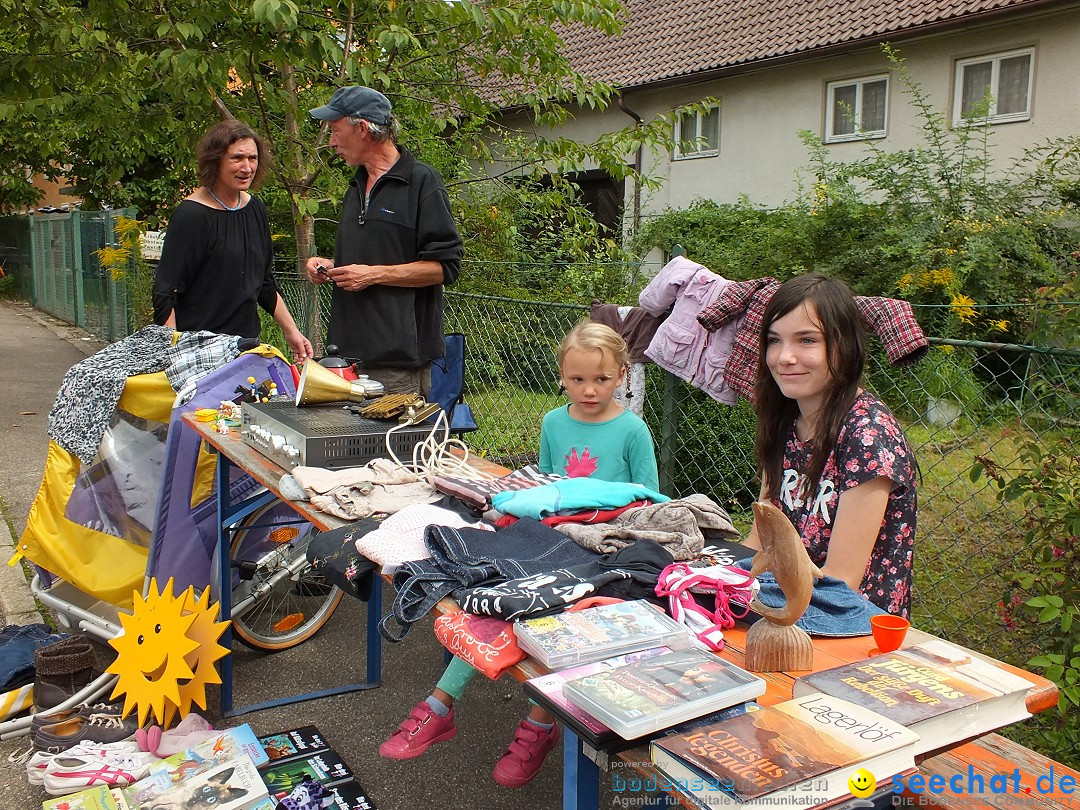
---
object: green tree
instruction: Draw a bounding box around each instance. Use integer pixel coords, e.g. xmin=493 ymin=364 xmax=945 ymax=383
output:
xmin=1 ymin=0 xmax=694 ymax=335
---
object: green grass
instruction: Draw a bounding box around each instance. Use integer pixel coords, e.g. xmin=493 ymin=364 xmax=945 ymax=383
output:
xmin=463 ymin=385 xmax=561 ymax=468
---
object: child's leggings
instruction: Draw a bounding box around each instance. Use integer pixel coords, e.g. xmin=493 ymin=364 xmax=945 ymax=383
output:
xmin=435 ymin=656 xmax=541 ymax=710
xmin=435 ymin=655 xmax=478 ymax=700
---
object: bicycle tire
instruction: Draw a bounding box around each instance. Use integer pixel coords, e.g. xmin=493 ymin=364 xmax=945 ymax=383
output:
xmin=228 ymin=500 xmax=343 ymax=651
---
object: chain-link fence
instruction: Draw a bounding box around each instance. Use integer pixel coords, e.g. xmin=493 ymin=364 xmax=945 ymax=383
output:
xmin=278 ymin=280 xmax=1080 ymax=759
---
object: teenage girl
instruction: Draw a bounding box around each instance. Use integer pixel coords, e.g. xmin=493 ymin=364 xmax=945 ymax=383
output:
xmin=379 ymin=321 xmax=659 ymax=787
xmin=745 ymin=273 xmax=917 ymax=617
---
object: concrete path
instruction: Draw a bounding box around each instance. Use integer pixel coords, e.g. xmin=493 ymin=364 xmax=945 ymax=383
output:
xmin=0 ymin=301 xmax=601 ymax=810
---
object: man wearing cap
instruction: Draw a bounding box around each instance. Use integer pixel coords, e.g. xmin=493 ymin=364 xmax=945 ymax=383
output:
xmin=306 ymin=86 xmax=463 ymax=395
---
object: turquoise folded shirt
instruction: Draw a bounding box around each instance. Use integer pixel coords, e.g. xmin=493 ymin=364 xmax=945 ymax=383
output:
xmin=491 ymin=477 xmax=669 ymax=519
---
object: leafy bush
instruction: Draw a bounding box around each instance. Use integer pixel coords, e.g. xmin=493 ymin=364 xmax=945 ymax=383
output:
xmin=972 ymin=273 xmax=1080 ymax=755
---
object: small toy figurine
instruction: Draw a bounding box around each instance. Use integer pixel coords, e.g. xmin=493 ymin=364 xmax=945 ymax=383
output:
xmin=247 ymin=376 xmax=259 ymax=400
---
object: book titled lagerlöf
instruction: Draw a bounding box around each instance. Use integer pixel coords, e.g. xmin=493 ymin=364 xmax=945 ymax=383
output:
xmin=650 ymin=692 xmax=918 ymax=808
xmin=792 ymin=638 xmax=1033 ymax=756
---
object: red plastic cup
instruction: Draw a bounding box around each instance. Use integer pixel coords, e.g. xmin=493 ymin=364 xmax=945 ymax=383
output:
xmin=870 ymin=614 xmax=910 ymax=653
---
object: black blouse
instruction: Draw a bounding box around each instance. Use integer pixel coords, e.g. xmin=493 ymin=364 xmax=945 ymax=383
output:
xmin=152 ymin=197 xmax=278 ymax=338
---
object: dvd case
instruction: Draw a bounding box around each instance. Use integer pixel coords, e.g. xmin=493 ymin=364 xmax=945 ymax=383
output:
xmin=513 ymin=600 xmax=690 ymax=669
xmin=561 ymin=647 xmax=766 ymax=738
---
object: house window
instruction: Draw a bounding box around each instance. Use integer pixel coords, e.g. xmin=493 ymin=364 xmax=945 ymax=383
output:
xmin=954 ymin=49 xmax=1033 ymax=124
xmin=673 ymin=106 xmax=720 ymax=159
xmin=825 ymin=75 xmax=888 ymax=142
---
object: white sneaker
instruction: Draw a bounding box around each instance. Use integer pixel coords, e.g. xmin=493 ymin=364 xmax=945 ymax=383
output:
xmin=42 ymin=750 xmax=155 ymax=795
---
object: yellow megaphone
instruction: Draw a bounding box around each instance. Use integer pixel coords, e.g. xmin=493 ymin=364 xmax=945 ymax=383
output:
xmin=294 ymin=360 xmax=385 ymax=406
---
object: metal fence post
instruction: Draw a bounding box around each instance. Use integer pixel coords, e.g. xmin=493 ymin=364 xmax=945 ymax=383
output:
xmin=658 ymin=370 xmax=680 ymax=494
xmin=71 ymin=211 xmax=85 ymax=329
xmin=27 ymin=215 xmax=40 ymax=307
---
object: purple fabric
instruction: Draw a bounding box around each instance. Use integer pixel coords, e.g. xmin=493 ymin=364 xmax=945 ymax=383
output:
xmin=146 ymin=354 xmax=297 ymax=595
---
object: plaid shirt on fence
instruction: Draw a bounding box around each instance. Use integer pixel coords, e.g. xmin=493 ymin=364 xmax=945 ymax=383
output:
xmin=696 ymin=278 xmax=928 ymax=402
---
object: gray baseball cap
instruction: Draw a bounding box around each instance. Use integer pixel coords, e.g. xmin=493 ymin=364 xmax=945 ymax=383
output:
xmin=309 ymin=86 xmax=392 ymax=124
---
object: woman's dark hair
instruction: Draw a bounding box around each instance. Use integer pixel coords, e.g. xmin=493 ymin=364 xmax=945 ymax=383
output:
xmin=196 ymin=119 xmax=269 ymax=189
xmin=755 ymin=273 xmax=865 ymax=502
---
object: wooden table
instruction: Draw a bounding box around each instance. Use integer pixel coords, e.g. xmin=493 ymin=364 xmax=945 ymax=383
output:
xmin=181 ymin=413 xmax=1058 ymax=810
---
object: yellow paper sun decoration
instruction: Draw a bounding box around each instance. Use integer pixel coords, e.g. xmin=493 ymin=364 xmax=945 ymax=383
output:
xmin=107 ymin=577 xmax=229 ymax=727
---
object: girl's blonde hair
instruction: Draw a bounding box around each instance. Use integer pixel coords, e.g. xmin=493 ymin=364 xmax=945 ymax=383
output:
xmin=558 ymin=321 xmax=629 ymax=370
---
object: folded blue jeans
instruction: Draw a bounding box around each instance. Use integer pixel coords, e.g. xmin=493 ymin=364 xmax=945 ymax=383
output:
xmin=0 ymin=624 xmax=67 ymax=689
xmin=382 ymin=517 xmax=597 ymax=642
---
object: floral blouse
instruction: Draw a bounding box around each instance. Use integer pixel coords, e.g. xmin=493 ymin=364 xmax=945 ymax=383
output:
xmin=772 ymin=391 xmax=917 ymax=617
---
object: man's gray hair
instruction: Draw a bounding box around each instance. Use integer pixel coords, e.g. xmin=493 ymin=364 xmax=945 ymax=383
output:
xmin=347 ymin=114 xmax=400 ymax=143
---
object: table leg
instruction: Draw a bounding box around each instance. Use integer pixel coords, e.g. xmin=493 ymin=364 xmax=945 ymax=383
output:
xmin=211 ymin=448 xmax=382 ymax=716
xmin=563 ymin=728 xmax=600 ymax=810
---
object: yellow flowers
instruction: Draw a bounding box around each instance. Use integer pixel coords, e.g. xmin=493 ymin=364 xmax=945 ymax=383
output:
xmin=990 ymin=319 xmax=1010 ymax=332
xmin=950 ymin=293 xmax=977 ymax=324
xmin=95 ymin=245 xmax=131 ymax=281
xmin=903 ymin=267 xmax=955 ymax=293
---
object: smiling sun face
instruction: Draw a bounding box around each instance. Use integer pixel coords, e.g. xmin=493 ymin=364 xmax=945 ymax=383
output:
xmin=163 ymin=585 xmax=230 ymax=729
xmin=107 ymin=577 xmax=200 ymax=727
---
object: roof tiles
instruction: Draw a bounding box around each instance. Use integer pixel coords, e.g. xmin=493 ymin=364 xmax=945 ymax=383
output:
xmin=558 ymin=0 xmax=1060 ymax=88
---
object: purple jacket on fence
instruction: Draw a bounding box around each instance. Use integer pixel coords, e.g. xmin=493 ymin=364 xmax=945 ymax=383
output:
xmin=638 ymin=257 xmax=739 ymax=405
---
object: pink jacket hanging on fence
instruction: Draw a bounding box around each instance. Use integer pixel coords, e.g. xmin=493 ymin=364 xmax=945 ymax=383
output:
xmin=638 ymin=257 xmax=740 ymax=405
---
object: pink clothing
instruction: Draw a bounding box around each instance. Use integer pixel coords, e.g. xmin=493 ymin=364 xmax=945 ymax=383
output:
xmin=638 ymin=257 xmax=739 ymax=405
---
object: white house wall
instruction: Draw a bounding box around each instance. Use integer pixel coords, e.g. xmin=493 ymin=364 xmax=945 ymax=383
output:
xmin=489 ymin=6 xmax=1080 ymax=223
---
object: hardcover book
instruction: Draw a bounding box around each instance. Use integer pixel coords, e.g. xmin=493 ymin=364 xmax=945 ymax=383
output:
xmin=514 ymin=599 xmax=689 ymax=669
xmin=125 ymin=756 xmax=269 ymax=810
xmin=258 ymin=748 xmax=354 ymax=800
xmin=651 ymin=693 xmax=919 ymax=808
xmin=257 ymin=724 xmax=329 ymax=762
xmin=791 ymin=638 xmax=1033 ymax=755
xmin=560 ymin=647 xmax=765 ymax=738
xmin=43 ymin=787 xmax=128 ymax=810
xmin=324 ymin=779 xmax=379 ymax=810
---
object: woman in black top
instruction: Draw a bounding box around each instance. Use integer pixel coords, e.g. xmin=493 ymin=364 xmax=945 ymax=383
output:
xmin=152 ymin=120 xmax=312 ymax=361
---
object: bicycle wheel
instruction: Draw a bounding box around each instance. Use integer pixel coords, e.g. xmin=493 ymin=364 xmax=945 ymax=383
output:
xmin=228 ymin=500 xmax=343 ymax=651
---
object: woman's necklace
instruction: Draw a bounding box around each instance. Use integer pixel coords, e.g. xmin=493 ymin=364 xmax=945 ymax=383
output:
xmin=207 ymin=187 xmax=243 ymax=210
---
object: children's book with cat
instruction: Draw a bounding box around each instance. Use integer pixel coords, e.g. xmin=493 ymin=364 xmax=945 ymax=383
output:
xmin=124 ymin=755 xmax=269 ymax=810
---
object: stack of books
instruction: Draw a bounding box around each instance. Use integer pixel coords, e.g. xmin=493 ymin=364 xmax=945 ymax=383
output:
xmin=648 ymin=638 xmax=1035 ymax=807
xmin=517 ymin=600 xmax=766 ymax=748
xmin=256 ymin=725 xmax=376 ymax=810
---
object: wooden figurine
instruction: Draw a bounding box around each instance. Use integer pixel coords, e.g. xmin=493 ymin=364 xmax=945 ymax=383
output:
xmin=744 ymin=501 xmax=822 ymax=672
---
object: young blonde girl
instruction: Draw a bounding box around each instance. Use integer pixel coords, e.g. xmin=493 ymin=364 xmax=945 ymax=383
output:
xmin=379 ymin=321 xmax=659 ymax=787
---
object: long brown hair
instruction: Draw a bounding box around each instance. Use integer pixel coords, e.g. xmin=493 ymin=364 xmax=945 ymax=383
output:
xmin=755 ymin=273 xmax=865 ymax=502
xmin=195 ymin=119 xmax=269 ymax=189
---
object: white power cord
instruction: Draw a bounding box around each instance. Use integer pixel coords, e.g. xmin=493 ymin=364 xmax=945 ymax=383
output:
xmin=385 ymin=408 xmax=497 ymax=482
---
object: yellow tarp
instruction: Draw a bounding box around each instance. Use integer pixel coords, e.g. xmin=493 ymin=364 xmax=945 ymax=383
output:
xmin=20 ymin=441 xmax=148 ymax=609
